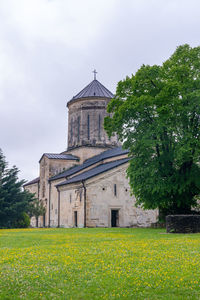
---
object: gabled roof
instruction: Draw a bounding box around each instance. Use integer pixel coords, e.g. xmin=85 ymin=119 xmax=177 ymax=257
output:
xmin=69 ymin=79 xmax=114 ymax=102
xmin=56 ymin=158 xmax=130 ymax=187
xmin=39 ymin=153 xmax=79 ymax=163
xmin=49 ymin=146 xmax=129 ymax=182
xmin=23 ymin=177 xmax=40 ymax=187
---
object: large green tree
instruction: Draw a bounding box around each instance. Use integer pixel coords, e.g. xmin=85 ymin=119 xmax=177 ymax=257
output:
xmin=105 ymin=44 xmax=200 ymax=216
xmin=0 ymin=149 xmax=36 ymax=228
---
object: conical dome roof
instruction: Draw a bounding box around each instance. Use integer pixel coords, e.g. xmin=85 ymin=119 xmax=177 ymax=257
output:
xmin=70 ymin=79 xmax=114 ymax=102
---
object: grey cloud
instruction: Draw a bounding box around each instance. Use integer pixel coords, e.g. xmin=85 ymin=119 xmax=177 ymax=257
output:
xmin=0 ymin=0 xmax=200 ymax=181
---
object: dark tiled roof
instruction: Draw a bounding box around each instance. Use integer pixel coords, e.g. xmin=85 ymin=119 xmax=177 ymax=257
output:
xmin=84 ymin=146 xmax=129 ymax=164
xmin=23 ymin=177 xmax=40 ymax=187
xmin=44 ymin=153 xmax=79 ymax=160
xmin=57 ymin=158 xmax=130 ymax=187
xmin=39 ymin=153 xmax=79 ymax=163
xmin=49 ymin=146 xmax=129 ymax=181
xmin=70 ymin=79 xmax=114 ymax=101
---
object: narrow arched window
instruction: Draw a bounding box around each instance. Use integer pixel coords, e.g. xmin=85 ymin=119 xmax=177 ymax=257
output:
xmin=98 ymin=114 xmax=101 ymax=140
xmin=70 ymin=118 xmax=73 ymax=142
xmin=114 ymin=184 xmax=117 ymax=196
xmin=77 ymin=116 xmax=80 ymax=142
xmin=87 ymin=114 xmax=90 ymax=140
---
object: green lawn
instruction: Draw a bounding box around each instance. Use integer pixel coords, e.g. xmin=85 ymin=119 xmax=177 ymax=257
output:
xmin=0 ymin=228 xmax=200 ymax=299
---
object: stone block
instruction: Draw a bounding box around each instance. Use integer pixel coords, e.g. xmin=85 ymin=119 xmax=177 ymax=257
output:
xmin=166 ymin=215 xmax=200 ymax=233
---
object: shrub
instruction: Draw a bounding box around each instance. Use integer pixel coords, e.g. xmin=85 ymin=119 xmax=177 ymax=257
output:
xmin=14 ymin=212 xmax=30 ymax=228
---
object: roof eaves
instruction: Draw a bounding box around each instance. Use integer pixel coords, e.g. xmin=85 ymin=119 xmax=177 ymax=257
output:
xmin=39 ymin=153 xmax=79 ymax=163
xmin=50 ymin=147 xmax=129 ymax=182
xmin=56 ymin=158 xmax=130 ymax=188
xmin=23 ymin=177 xmax=40 ymax=187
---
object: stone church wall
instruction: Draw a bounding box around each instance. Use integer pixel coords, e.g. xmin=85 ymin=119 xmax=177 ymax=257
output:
xmin=67 ymin=98 xmax=119 ymax=151
xmin=39 ymin=156 xmax=79 ymax=226
xmin=49 ymin=178 xmax=68 ymax=227
xmin=59 ymin=183 xmax=84 ymax=228
xmin=24 ymin=182 xmax=39 ymax=227
xmin=67 ymin=146 xmax=108 ymax=164
xmin=58 ymin=163 xmax=158 ymax=228
xmin=85 ymin=164 xmax=158 ymax=227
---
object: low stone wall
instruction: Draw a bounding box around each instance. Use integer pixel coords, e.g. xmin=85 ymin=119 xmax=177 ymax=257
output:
xmin=166 ymin=215 xmax=200 ymax=233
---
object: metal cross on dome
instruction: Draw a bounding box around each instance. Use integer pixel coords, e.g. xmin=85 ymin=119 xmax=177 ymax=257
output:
xmin=93 ymin=69 xmax=97 ymax=80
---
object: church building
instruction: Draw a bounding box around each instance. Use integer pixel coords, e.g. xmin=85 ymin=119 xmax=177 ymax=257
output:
xmin=24 ymin=74 xmax=158 ymax=228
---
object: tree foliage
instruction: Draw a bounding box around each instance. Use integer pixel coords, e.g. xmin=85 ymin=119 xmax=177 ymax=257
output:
xmin=28 ymin=197 xmax=46 ymax=224
xmin=105 ymin=44 xmax=200 ymax=215
xmin=0 ymin=149 xmax=37 ymax=228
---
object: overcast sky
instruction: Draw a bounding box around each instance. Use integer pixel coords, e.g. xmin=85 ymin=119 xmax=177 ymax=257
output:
xmin=0 ymin=0 xmax=200 ymax=182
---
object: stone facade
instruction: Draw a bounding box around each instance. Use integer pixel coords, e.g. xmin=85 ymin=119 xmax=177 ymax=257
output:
xmin=38 ymin=155 xmax=79 ymax=226
xmin=58 ymin=163 xmax=157 ymax=228
xmin=66 ymin=146 xmax=110 ymax=164
xmin=23 ymin=180 xmax=40 ymax=227
xmin=24 ymin=77 xmax=158 ymax=228
xmin=67 ymin=97 xmax=119 ymax=150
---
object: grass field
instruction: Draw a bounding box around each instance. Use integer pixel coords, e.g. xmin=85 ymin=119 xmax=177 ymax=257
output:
xmin=0 ymin=228 xmax=200 ymax=299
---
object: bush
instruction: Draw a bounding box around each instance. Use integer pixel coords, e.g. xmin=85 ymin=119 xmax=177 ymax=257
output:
xmin=14 ymin=212 xmax=30 ymax=228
